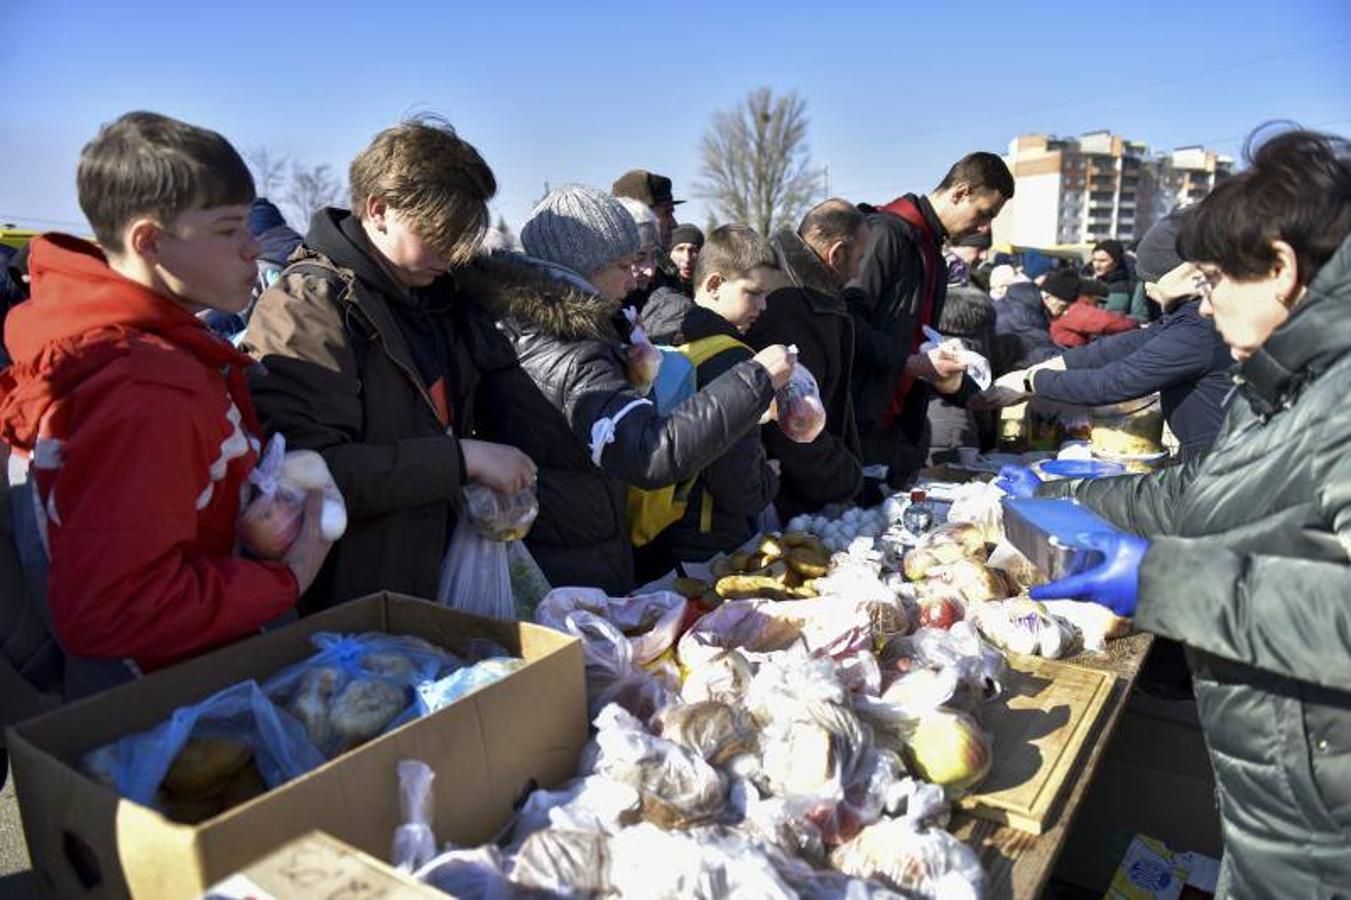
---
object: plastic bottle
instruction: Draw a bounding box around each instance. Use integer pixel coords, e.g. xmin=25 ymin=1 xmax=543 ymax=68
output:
xmin=902 ymin=489 xmax=935 ymax=535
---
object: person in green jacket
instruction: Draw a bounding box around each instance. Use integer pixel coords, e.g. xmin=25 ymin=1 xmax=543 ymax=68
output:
xmin=998 ymin=127 xmax=1351 ymax=898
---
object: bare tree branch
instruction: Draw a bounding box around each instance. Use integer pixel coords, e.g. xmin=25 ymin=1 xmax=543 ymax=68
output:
xmin=243 ymin=146 xmax=288 ymax=199
xmin=695 ymin=88 xmax=824 ymax=236
xmin=283 ymin=162 xmax=346 ymax=228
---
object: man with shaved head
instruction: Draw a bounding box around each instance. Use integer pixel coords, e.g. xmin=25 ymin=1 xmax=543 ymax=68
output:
xmin=746 ymin=199 xmax=868 ymax=519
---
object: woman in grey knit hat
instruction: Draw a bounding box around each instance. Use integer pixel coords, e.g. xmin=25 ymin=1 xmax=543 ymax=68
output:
xmin=459 ymin=185 xmax=796 ymax=592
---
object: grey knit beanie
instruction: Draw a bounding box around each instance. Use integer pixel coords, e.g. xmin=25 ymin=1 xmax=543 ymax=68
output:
xmin=521 ymin=184 xmax=641 ymax=278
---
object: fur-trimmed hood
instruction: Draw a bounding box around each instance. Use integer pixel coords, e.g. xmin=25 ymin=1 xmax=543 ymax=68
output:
xmin=771 ymin=229 xmax=844 ymax=305
xmin=457 ymin=252 xmax=623 ymax=343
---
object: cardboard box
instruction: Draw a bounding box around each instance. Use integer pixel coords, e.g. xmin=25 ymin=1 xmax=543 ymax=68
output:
xmin=7 ymin=592 xmax=587 ymax=900
xmin=204 ymin=830 xmax=442 ymax=899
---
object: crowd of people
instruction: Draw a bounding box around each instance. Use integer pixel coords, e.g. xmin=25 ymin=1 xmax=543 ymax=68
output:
xmin=0 ymin=109 xmax=1347 ymax=897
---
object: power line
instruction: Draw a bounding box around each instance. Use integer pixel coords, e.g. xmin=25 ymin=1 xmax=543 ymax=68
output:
xmin=0 ymin=213 xmax=88 ymax=229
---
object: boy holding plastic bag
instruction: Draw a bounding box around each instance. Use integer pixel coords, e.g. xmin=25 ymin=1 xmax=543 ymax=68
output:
xmin=633 ymin=224 xmax=786 ymax=576
xmin=0 ymin=112 xmax=332 ymax=678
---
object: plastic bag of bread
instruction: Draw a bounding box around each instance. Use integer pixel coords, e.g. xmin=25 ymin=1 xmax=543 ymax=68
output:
xmin=902 ymin=523 xmax=989 ymax=581
xmin=239 ymin=434 xmax=347 ymax=559
xmin=464 ymin=483 xmax=539 ymax=542
xmin=653 ymin=701 xmax=759 ymax=766
xmin=558 ymin=610 xmax=676 ymax=722
xmin=676 ymin=599 xmax=805 ymax=671
xmin=79 ymin=680 xmax=324 ymax=816
xmin=536 ymin=587 xmax=688 ymax=666
xmin=512 ymin=776 xmax=643 ymax=843
xmin=830 ymin=819 xmax=984 ymax=900
xmin=607 ymin=823 xmax=799 ymax=899
xmin=776 ymin=355 xmax=827 ymax=443
xmin=681 ymin=649 xmax=755 ymax=705
xmin=263 ymin=632 xmax=458 ymax=757
xmin=914 ymin=558 xmax=1015 ymax=605
xmin=510 ymin=828 xmax=612 ymax=896
xmin=415 ymin=657 xmax=527 ymax=714
xmin=580 ymin=704 xmax=727 ymax=830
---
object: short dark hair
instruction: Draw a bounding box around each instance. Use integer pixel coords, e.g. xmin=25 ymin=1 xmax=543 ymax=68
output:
xmin=693 ymin=224 xmax=777 ymax=288
xmin=936 ymin=152 xmax=1016 ymax=199
xmin=1179 ymin=127 xmax=1351 ymax=289
xmin=798 ymin=198 xmax=866 ymax=256
xmin=350 ymin=115 xmax=497 ymax=266
xmin=1093 ymin=239 xmax=1125 ymax=266
xmin=77 ymin=111 xmax=254 ymax=254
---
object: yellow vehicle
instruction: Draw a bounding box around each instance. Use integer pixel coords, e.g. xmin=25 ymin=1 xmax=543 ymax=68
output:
xmin=0 ymin=228 xmax=39 ymax=253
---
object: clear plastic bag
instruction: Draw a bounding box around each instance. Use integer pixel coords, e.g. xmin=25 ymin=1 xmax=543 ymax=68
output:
xmin=511 ymin=776 xmax=642 ymax=844
xmin=80 ymin=679 xmax=324 ymax=810
xmin=465 ymin=483 xmax=539 ymax=542
xmin=776 ymin=352 xmax=827 ymax=444
xmin=415 ymin=845 xmax=518 ymax=899
xmin=653 ymin=700 xmax=760 ymax=766
xmin=510 ymin=828 xmax=612 ymax=896
xmin=536 ymin=587 xmax=687 ymax=666
xmin=676 ymin=599 xmax=806 ymax=672
xmin=561 ymin=611 xmax=676 ymax=722
xmin=239 ymin=434 xmax=347 ymax=559
xmin=262 ymin=632 xmax=455 ymax=758
xmin=436 ymin=508 xmax=514 ymax=620
xmin=623 ymin=306 xmax=662 ymax=395
xmin=580 ymin=704 xmax=726 ymax=830
xmin=830 ymin=819 xmax=984 ymax=900
xmin=391 ymin=759 xmax=436 ymax=873
xmin=606 ymin=823 xmax=798 ymax=900
xmin=508 ymin=541 xmax=552 ymax=620
xmin=415 ymin=658 xmax=527 ymax=715
xmin=681 ymin=649 xmax=756 ymax=706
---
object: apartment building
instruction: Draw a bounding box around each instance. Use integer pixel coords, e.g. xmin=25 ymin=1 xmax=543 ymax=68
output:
xmin=993 ymin=131 xmax=1233 ymax=249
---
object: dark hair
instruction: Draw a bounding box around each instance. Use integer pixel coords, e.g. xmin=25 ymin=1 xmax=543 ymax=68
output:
xmin=1179 ymin=127 xmax=1351 ymax=288
xmin=350 ymin=115 xmax=497 ymax=266
xmin=77 ymin=111 xmax=254 ymax=254
xmin=1093 ymin=239 xmax=1125 ymax=265
xmin=798 ymin=198 xmax=866 ymax=256
xmin=693 ymin=224 xmax=777 ymax=288
xmin=937 ymin=152 xmax=1015 ymax=199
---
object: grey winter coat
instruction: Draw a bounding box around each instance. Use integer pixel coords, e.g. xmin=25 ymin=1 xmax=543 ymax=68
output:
xmin=1043 ymin=234 xmax=1351 ymax=898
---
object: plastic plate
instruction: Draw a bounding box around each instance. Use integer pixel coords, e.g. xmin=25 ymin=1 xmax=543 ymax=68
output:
xmin=1038 ymin=458 xmax=1127 ymax=479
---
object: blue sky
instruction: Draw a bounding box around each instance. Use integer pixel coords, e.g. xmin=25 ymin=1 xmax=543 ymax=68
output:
xmin=2 ymin=0 xmax=1348 ymax=235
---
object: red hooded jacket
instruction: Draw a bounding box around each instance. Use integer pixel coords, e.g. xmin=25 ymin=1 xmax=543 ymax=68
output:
xmin=0 ymin=235 xmax=297 ymax=671
xmin=1050 ymin=298 xmax=1138 ymax=348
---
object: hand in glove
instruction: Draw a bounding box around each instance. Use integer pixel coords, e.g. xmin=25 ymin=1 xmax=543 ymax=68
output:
xmin=994 ymin=465 xmax=1041 ymax=498
xmin=1029 ymin=531 xmax=1149 ymax=617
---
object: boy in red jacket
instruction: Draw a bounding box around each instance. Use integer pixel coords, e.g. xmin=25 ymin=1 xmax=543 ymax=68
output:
xmin=0 ymin=112 xmax=332 ymax=674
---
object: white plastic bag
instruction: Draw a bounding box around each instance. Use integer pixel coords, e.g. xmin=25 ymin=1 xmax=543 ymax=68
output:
xmin=239 ymin=434 xmax=347 ymax=558
xmin=921 ymin=325 xmax=992 ymax=390
xmin=391 ymin=759 xmax=436 ymax=873
xmin=535 ymin=587 xmax=687 ymax=665
xmin=437 ymin=485 xmax=542 ymax=620
xmin=623 ymin=306 xmax=661 ymax=395
xmin=776 ymin=348 xmax=827 ymax=443
xmin=831 ymin=819 xmax=984 ymax=900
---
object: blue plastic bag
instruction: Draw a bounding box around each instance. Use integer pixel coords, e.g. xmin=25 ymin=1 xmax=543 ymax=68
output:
xmin=82 ymin=680 xmax=324 ymax=807
xmin=262 ymin=632 xmax=461 ymax=757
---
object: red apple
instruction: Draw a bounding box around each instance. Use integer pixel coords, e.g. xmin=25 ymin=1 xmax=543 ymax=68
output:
xmin=917 ymin=596 xmax=964 ymax=631
xmin=239 ymin=493 xmax=304 ymax=559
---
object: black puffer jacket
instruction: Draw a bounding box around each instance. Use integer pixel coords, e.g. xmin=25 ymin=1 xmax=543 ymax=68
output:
xmin=459 ymin=255 xmax=776 ymax=593
xmin=636 ymin=288 xmax=778 ymax=572
xmin=1043 ymin=235 xmax=1351 ymax=898
xmin=992 ymin=281 xmax=1061 ymax=376
xmin=747 ymin=231 xmax=863 ymax=519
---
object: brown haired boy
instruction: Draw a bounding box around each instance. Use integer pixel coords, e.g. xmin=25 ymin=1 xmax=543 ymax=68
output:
xmin=0 ymin=111 xmax=331 ymax=679
xmin=243 ymin=116 xmax=533 ymax=610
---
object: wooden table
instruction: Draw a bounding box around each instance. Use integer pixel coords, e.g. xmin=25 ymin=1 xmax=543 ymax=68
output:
xmin=950 ymin=631 xmax=1156 ymax=899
